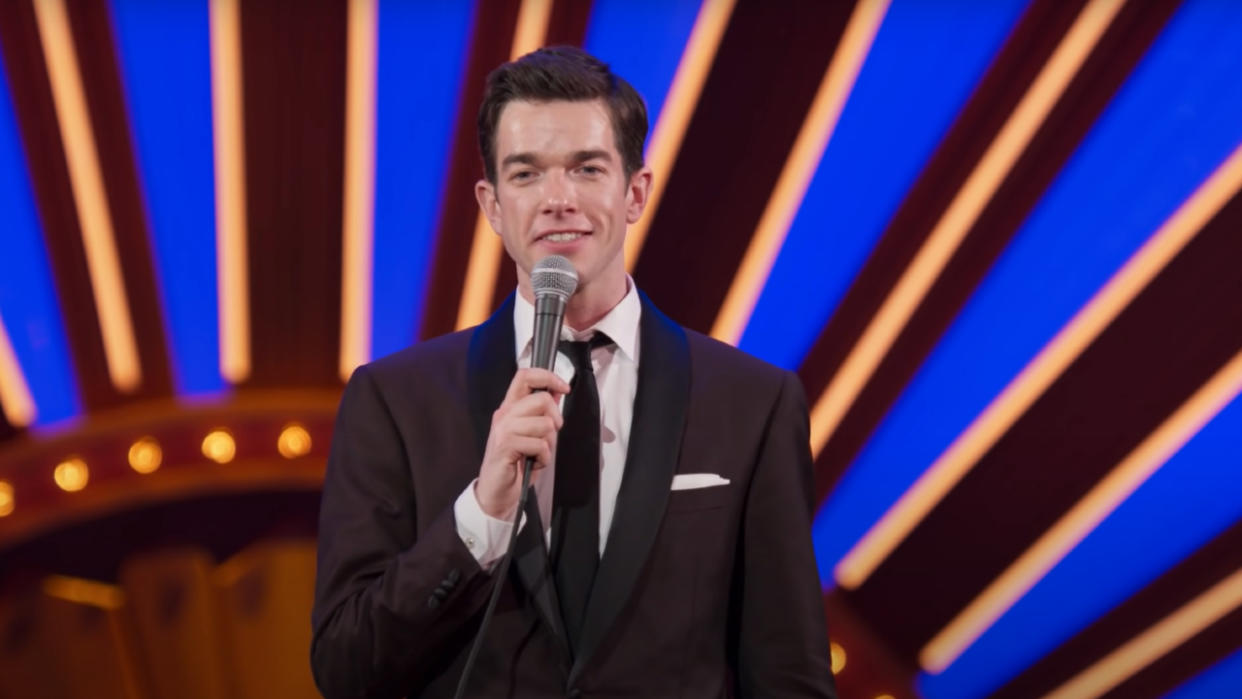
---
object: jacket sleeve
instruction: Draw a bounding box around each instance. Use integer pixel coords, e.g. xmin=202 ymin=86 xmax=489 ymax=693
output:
xmin=310 ymin=365 xmax=493 ymax=698
xmin=737 ymin=370 xmax=838 ymax=698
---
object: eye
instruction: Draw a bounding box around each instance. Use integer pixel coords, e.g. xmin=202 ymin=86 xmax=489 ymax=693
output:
xmin=577 ymin=164 xmax=604 ymax=176
xmin=510 ymin=169 xmax=537 ymax=182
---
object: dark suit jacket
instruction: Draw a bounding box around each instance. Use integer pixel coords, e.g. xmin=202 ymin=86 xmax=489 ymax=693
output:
xmin=311 ymin=293 xmax=835 ymax=698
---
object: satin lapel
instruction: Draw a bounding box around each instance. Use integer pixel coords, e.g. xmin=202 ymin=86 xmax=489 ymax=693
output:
xmin=569 ymin=293 xmax=690 ymax=684
xmin=466 ymin=294 xmax=570 ymax=664
xmin=466 ymin=294 xmax=516 ymax=457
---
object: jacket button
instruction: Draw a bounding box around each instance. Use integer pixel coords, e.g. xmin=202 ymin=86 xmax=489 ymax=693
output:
xmin=426 ymin=596 xmax=440 ymax=610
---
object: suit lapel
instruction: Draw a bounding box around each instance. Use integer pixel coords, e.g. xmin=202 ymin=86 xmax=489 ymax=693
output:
xmin=466 ymin=294 xmax=516 ymax=458
xmin=466 ymin=294 xmax=571 ymax=664
xmin=569 ymin=293 xmax=690 ymax=684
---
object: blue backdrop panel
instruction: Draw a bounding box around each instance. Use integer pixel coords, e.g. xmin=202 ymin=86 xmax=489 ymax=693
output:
xmin=739 ymin=0 xmax=1029 ymax=370
xmin=371 ymin=0 xmax=476 ymax=359
xmin=0 ymin=45 xmax=80 ymax=425
xmin=920 ymin=392 xmax=1242 ymax=698
xmin=110 ymin=0 xmax=222 ymax=395
xmin=813 ymin=0 xmax=1242 ymax=603
xmin=584 ymin=0 xmax=702 ymax=148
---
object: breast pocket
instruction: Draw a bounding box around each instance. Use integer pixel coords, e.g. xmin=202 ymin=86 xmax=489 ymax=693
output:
xmin=664 ymin=485 xmax=731 ymax=513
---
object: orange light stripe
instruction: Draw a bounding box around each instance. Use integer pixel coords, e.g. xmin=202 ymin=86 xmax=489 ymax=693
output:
xmin=339 ymin=0 xmax=377 ymax=381
xmin=811 ymin=0 xmax=1126 ymax=456
xmin=32 ymin=0 xmax=142 ymax=393
xmin=835 ymin=139 xmax=1242 ymax=592
xmin=510 ymin=0 xmax=553 ymax=60
xmin=43 ymin=574 xmax=124 ymax=609
xmin=457 ymin=218 xmax=507 ymax=331
xmin=211 ymin=0 xmax=250 ymax=383
xmin=624 ymin=0 xmax=737 ymax=271
xmin=921 ymin=346 xmax=1242 ymax=672
xmin=710 ymin=0 xmax=890 ymax=345
xmin=456 ymin=0 xmax=554 ymax=331
xmin=1044 ymin=566 xmax=1242 ymax=699
xmin=0 ymin=317 xmax=37 ymax=426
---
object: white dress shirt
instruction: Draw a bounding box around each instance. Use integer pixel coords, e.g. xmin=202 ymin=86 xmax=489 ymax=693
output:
xmin=454 ymin=281 xmax=641 ymax=570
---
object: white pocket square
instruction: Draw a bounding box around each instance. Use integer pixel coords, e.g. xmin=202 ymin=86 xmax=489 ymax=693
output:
xmin=670 ymin=473 xmax=731 ymax=491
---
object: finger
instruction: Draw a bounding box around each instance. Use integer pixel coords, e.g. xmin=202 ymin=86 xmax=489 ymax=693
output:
xmin=528 ymin=431 xmax=556 ymax=472
xmin=505 ymin=415 xmax=559 ymax=439
xmin=505 ymin=392 xmax=564 ymax=426
xmin=503 ymin=368 xmax=571 ymax=404
xmin=506 ymin=436 xmax=553 ymax=468
xmin=527 ymin=368 xmax=571 ymax=394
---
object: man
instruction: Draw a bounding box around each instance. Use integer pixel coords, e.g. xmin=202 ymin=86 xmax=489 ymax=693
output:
xmin=311 ymin=47 xmax=835 ymax=698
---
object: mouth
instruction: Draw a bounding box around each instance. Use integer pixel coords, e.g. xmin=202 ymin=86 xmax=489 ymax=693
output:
xmin=536 ymin=230 xmax=590 ymax=244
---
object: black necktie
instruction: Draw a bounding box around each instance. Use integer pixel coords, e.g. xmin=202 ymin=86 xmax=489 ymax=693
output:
xmin=551 ymin=333 xmax=610 ymax=652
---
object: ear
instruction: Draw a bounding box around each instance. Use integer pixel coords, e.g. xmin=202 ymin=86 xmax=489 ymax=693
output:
xmin=624 ymin=166 xmax=654 ymax=224
xmin=475 ymin=179 xmax=502 ymax=233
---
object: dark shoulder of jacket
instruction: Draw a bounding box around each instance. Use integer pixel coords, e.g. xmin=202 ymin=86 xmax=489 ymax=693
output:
xmin=679 ymin=327 xmax=794 ymax=406
xmin=681 ymin=328 xmax=787 ymax=381
xmin=349 ymin=328 xmax=475 ymax=400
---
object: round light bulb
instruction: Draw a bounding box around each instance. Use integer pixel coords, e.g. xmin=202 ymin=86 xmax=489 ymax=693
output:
xmin=0 ymin=481 xmax=14 ymax=516
xmin=54 ymin=457 xmax=89 ymax=492
xmin=830 ymin=641 xmax=846 ymax=675
xmin=128 ymin=437 xmax=162 ymax=474
xmin=277 ymin=423 xmax=312 ymax=459
xmin=202 ymin=429 xmax=236 ymax=464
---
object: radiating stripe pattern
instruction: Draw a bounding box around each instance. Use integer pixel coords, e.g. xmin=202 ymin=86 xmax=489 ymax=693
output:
xmin=923 ymin=365 xmax=1242 ymax=698
xmin=3 ymin=0 xmax=1242 ymax=695
xmin=1166 ymin=647 xmax=1242 ymax=699
xmin=588 ymin=0 xmax=711 ymax=272
xmin=814 ymin=0 xmax=1242 ymax=584
xmin=455 ymin=0 xmax=553 ymax=331
xmin=110 ymin=0 xmax=222 ymax=396
xmin=1045 ymin=566 xmax=1242 ymax=699
xmin=34 ymin=0 xmax=142 ymax=393
xmin=338 ymin=0 xmax=377 ymax=381
xmin=369 ymin=0 xmax=475 ymax=361
xmin=209 ymin=0 xmax=248 ymax=384
xmin=711 ymin=0 xmax=890 ymax=346
xmin=812 ymin=0 xmax=1242 ymax=693
xmin=737 ymin=0 xmax=1030 ymax=370
xmin=919 ymin=143 xmax=1242 ymax=672
xmin=0 ymin=47 xmax=79 ymax=426
xmin=808 ymin=0 xmax=1125 ymax=462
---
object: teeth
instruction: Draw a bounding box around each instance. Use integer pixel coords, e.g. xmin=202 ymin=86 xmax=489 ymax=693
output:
xmin=544 ymin=232 xmax=583 ymax=243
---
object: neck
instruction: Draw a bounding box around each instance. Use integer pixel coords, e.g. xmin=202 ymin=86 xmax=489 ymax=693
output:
xmin=564 ymin=278 xmax=627 ymax=331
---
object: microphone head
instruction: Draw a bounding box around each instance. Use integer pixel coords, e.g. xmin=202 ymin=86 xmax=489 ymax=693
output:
xmin=531 ymin=255 xmax=578 ymax=302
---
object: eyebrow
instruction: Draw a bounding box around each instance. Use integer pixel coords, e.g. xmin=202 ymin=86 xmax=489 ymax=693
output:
xmin=570 ymin=149 xmax=613 ymax=164
xmin=501 ymin=152 xmax=539 ymax=169
xmin=500 ymin=149 xmax=614 ymax=170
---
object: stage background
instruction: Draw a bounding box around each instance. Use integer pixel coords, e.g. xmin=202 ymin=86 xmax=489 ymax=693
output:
xmin=2 ymin=0 xmax=1241 ymax=697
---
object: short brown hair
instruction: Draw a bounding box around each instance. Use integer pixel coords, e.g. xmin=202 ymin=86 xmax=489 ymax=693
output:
xmin=477 ymin=46 xmax=648 ymax=184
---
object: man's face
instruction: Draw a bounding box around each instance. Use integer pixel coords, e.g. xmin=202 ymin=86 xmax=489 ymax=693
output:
xmin=476 ymin=99 xmax=650 ymax=301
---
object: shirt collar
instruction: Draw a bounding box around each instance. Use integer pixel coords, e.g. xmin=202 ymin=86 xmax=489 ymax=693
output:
xmin=513 ymin=277 xmax=642 ymax=364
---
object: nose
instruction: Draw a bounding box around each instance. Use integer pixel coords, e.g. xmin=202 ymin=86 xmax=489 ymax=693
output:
xmin=541 ymin=170 xmax=578 ymax=215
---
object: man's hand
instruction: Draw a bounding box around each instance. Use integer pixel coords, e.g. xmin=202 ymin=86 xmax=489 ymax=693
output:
xmin=476 ymin=368 xmax=570 ymax=519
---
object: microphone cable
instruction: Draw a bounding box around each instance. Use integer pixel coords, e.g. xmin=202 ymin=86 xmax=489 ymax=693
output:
xmin=454 ymin=255 xmax=576 ymax=698
xmin=453 ymin=455 xmax=536 ymax=699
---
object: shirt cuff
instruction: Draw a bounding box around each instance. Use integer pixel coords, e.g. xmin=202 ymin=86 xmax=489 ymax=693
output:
xmin=453 ymin=480 xmax=526 ymax=571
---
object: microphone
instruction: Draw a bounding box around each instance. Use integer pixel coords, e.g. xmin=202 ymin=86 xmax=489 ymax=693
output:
xmin=530 ymin=255 xmax=580 ymax=370
xmin=455 ymin=255 xmax=578 ymax=699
